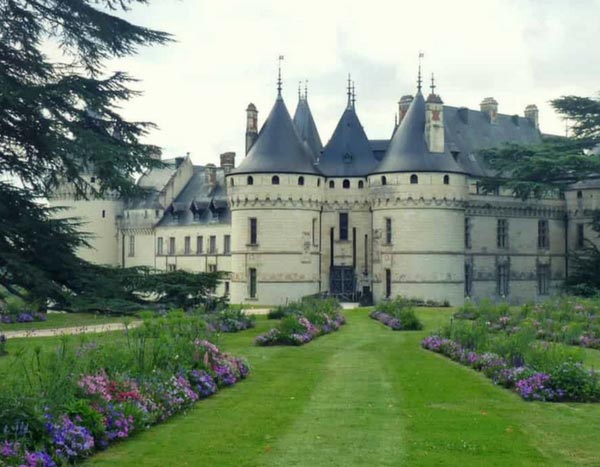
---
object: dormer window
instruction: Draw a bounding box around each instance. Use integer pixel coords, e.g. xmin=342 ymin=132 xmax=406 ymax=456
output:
xmin=410 ymin=174 xmax=418 ymax=184
xmin=343 ymin=179 xmax=350 ymax=189
xmin=381 ymin=176 xmax=387 ymax=186
xmin=298 ymin=176 xmax=304 ymax=186
xmin=271 ymin=175 xmax=279 ymax=185
xmin=247 ymin=176 xmax=254 ymax=185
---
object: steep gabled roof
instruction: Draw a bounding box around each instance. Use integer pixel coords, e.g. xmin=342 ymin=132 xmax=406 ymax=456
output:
xmin=293 ymin=97 xmax=323 ymax=159
xmin=232 ymin=96 xmax=320 ymax=175
xmin=319 ymin=104 xmax=378 ymax=176
xmin=371 ymin=92 xmax=465 ymax=175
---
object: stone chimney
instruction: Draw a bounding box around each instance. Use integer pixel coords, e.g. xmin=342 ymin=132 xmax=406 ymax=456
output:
xmin=220 ymin=152 xmax=235 ymax=174
xmin=245 ymin=103 xmax=258 ymax=155
xmin=524 ymin=104 xmax=539 ymax=130
xmin=398 ymin=95 xmax=413 ymax=125
xmin=480 ymin=97 xmax=499 ymax=124
xmin=205 ymin=163 xmax=217 ymax=189
xmin=425 ymin=86 xmax=444 ymax=153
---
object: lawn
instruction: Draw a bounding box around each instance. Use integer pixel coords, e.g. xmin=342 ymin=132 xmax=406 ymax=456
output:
xmin=0 ymin=312 xmax=137 ymax=333
xmin=60 ymin=308 xmax=600 ymax=467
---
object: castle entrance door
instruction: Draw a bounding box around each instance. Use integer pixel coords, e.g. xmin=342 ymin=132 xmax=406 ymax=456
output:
xmin=330 ymin=266 xmax=356 ymax=301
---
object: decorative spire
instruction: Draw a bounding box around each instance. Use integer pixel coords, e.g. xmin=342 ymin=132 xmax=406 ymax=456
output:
xmin=298 ymin=81 xmax=302 ymax=101
xmin=417 ymin=51 xmax=424 ymax=93
xmin=277 ymin=55 xmax=284 ymax=98
xmin=351 ymin=81 xmax=356 ymax=108
xmin=304 ymin=79 xmax=308 ymax=100
xmin=430 ymin=73 xmax=436 ymax=95
xmin=347 ymin=74 xmax=352 ymax=109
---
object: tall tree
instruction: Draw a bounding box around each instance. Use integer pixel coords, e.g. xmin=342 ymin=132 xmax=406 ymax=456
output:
xmin=0 ymin=1 xmax=171 ymax=306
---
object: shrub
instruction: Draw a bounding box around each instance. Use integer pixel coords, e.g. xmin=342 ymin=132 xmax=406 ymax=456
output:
xmin=371 ymin=297 xmax=424 ymax=331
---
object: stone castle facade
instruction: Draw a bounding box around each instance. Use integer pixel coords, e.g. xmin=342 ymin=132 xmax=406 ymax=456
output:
xmin=49 ymin=75 xmax=599 ymax=306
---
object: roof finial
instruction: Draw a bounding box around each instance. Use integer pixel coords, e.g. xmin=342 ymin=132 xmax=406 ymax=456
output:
xmin=277 ymin=55 xmax=284 ymax=97
xmin=417 ymin=51 xmax=424 ymax=92
xmin=430 ymin=72 xmax=436 ymax=95
xmin=347 ymin=73 xmax=352 ymax=108
xmin=298 ymin=81 xmax=302 ymax=101
xmin=351 ymin=81 xmax=356 ymax=108
xmin=304 ymin=79 xmax=308 ymax=100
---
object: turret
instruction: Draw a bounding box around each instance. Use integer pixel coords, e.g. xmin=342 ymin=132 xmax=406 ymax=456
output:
xmin=425 ymin=74 xmax=444 ymax=153
xmin=245 ymin=103 xmax=258 ymax=155
xmin=398 ymin=95 xmax=413 ymax=125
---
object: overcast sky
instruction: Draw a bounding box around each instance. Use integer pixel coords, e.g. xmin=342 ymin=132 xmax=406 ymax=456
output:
xmin=108 ymin=0 xmax=600 ymax=166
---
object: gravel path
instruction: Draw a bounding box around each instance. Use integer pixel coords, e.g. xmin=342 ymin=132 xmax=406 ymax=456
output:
xmin=3 ymin=321 xmax=141 ymax=339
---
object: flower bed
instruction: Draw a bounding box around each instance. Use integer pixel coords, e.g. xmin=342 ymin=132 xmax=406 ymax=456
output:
xmin=205 ymin=307 xmax=255 ymax=333
xmin=0 ymin=313 xmax=249 ymax=466
xmin=0 ymin=311 xmax=47 ymax=324
xmin=370 ymin=297 xmax=424 ymax=331
xmin=255 ymin=298 xmax=345 ymax=346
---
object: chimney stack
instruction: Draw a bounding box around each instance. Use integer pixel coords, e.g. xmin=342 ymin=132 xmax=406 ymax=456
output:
xmin=480 ymin=97 xmax=498 ymax=124
xmin=205 ymin=163 xmax=217 ymax=189
xmin=220 ymin=152 xmax=235 ymax=174
xmin=524 ymin=104 xmax=539 ymax=130
xmin=398 ymin=95 xmax=413 ymax=125
xmin=425 ymin=75 xmax=444 ymax=153
xmin=245 ymin=103 xmax=258 ymax=155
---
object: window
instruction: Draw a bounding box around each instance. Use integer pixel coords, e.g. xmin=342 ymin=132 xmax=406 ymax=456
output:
xmin=410 ymin=174 xmax=418 ymax=184
xmin=465 ymin=262 xmax=473 ymax=297
xmin=339 ymin=212 xmax=349 ymax=241
xmin=537 ymin=264 xmax=550 ymax=295
xmin=230 ymin=178 xmax=234 ymax=187
xmin=90 ymin=177 xmax=95 ymax=183
xmin=343 ymin=179 xmax=350 ymax=189
xmin=497 ymin=219 xmax=508 ymax=249
xmin=249 ymin=268 xmax=257 ymax=298
xmin=196 ymin=236 xmax=203 ymax=254
xmin=329 ymin=180 xmax=335 ymax=188
xmin=168 ymin=264 xmax=176 ymax=272
xmin=184 ymin=236 xmax=191 ymax=255
xmin=577 ymin=190 xmax=583 ymax=199
xmin=443 ymin=174 xmax=450 ymax=185
xmin=385 ymin=269 xmax=392 ymax=298
xmin=224 ymin=235 xmax=231 ymax=254
xmin=209 ymin=235 xmax=217 ymax=253
xmin=381 ymin=176 xmax=387 ymax=186
xmin=317 ymin=178 xmax=321 ymax=187
xmin=497 ymin=263 xmax=509 ymax=297
xmin=538 ymin=220 xmax=549 ymax=249
xmin=102 ymin=210 xmax=106 ymax=218
xmin=155 ymin=209 xmax=160 ymax=217
xmin=465 ymin=217 xmax=472 ymax=249
xmin=271 ymin=175 xmax=279 ymax=185
xmin=298 ymin=176 xmax=304 ymax=186
xmin=247 ymin=176 xmax=254 ymax=185
xmin=312 ymin=218 xmax=318 ymax=246
xmin=169 ymin=237 xmax=176 ymax=255
xmin=358 ymin=180 xmax=364 ymax=189
xmin=249 ymin=218 xmax=257 ymax=245
xmin=224 ymin=281 xmax=230 ymax=295
xmin=157 ymin=237 xmax=164 ymax=255
xmin=385 ymin=217 xmax=392 ymax=244
xmin=208 ymin=264 xmax=217 ymax=273
xmin=128 ymin=235 xmax=135 ymax=257
xmin=577 ymin=223 xmax=585 ymax=248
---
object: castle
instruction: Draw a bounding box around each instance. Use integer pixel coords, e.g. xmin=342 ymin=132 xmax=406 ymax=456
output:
xmin=49 ymin=71 xmax=597 ymax=306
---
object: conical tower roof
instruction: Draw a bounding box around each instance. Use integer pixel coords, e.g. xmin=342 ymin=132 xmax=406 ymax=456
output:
xmin=371 ymin=92 xmax=465 ymax=175
xmin=293 ymin=96 xmax=323 ymax=160
xmin=233 ymin=95 xmax=320 ymax=175
xmin=319 ymin=102 xmax=377 ymax=177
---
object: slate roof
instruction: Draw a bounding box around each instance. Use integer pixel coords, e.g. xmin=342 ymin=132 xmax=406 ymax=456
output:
xmin=232 ymin=95 xmax=320 ymax=175
xmin=158 ymin=166 xmax=230 ymax=226
xmin=319 ymin=104 xmax=378 ymax=176
xmin=127 ymin=158 xmax=179 ymax=209
xmin=372 ymin=92 xmax=466 ymax=175
xmin=293 ymin=97 xmax=323 ymax=160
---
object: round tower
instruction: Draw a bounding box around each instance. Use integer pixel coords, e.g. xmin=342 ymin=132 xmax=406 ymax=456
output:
xmin=369 ymin=83 xmax=468 ymax=306
xmin=227 ymin=87 xmax=323 ymax=305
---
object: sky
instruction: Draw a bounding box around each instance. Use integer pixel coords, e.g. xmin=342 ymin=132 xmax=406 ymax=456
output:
xmin=106 ymin=0 xmax=600 ymax=166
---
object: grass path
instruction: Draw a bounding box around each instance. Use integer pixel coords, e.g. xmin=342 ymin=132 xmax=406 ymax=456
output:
xmin=0 ymin=313 xmax=135 ymax=333
xmin=85 ymin=309 xmax=600 ymax=467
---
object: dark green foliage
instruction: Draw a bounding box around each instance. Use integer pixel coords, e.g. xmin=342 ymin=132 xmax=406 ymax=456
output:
xmin=0 ymin=1 xmax=171 ymax=308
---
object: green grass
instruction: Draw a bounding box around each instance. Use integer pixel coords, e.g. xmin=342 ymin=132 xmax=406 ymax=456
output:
xmin=68 ymin=308 xmax=600 ymax=467
xmin=0 ymin=313 xmax=137 ymax=333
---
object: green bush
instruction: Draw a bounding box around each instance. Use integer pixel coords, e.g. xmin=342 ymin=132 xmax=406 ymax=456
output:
xmin=376 ymin=297 xmax=423 ymax=330
xmin=549 ymin=360 xmax=600 ymax=401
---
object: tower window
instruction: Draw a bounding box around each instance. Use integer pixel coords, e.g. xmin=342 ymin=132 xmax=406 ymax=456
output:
xmin=358 ymin=180 xmax=364 ymax=189
xmin=224 ymin=281 xmax=230 ymax=295
xmin=230 ymin=178 xmax=234 ymax=187
xmin=410 ymin=174 xmax=418 ymax=184
xmin=538 ymin=220 xmax=549 ymax=249
xmin=443 ymin=174 xmax=450 ymax=185
xmin=128 ymin=235 xmax=135 ymax=257
xmin=298 ymin=176 xmax=304 ymax=186
xmin=312 ymin=218 xmax=318 ymax=246
xmin=576 ymin=223 xmax=585 ymax=248
xmin=247 ymin=176 xmax=254 ymax=185
xmin=224 ymin=235 xmax=231 ymax=254
xmin=339 ymin=212 xmax=349 ymax=241
xmin=497 ymin=263 xmax=509 ymax=297
xmin=102 ymin=210 xmax=106 ymax=218
xmin=385 ymin=217 xmax=392 ymax=244
xmin=465 ymin=217 xmax=472 ymax=249
xmin=249 ymin=268 xmax=257 ymax=298
xmin=209 ymin=235 xmax=217 ymax=254
xmin=381 ymin=176 xmax=387 ymax=186
xmin=169 ymin=237 xmax=176 ymax=255
xmin=184 ymin=236 xmax=191 ymax=254
xmin=317 ymin=178 xmax=321 ymax=187
xmin=157 ymin=237 xmax=164 ymax=255
xmin=537 ymin=264 xmax=550 ymax=295
xmin=385 ymin=269 xmax=392 ymax=298
xmin=249 ymin=217 xmax=258 ymax=245
xmin=271 ymin=175 xmax=279 ymax=185
xmin=577 ymin=190 xmax=583 ymax=199
xmin=343 ymin=179 xmax=350 ymax=189
xmin=196 ymin=235 xmax=203 ymax=254
xmin=329 ymin=180 xmax=335 ymax=188
xmin=497 ymin=219 xmax=508 ymax=249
